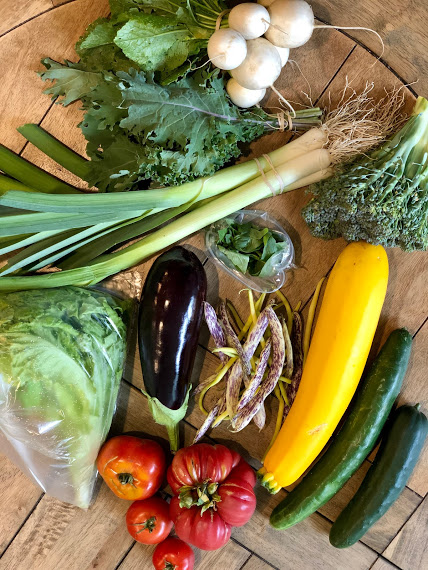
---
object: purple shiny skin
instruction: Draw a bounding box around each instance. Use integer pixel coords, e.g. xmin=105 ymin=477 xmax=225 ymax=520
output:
xmin=138 ymin=246 xmax=207 ymax=410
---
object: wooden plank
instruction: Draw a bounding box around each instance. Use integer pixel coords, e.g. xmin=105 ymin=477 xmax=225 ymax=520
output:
xmin=383 ymin=496 xmax=428 ymax=570
xmin=0 ymin=0 xmax=110 ymax=153
xmin=370 ymin=558 xmax=397 ymax=570
xmin=0 ymin=456 xmax=42 ymax=555
xmin=0 ymin=1 xmax=52 ymax=37
xmin=241 ymin=555 xmax=276 ymax=570
xmin=118 ymin=539 xmax=250 ymax=570
xmin=232 ymin=484 xmax=378 ymax=570
xmin=312 ymin=0 xmax=427 ymax=96
xmin=396 ymin=321 xmax=428 ymax=496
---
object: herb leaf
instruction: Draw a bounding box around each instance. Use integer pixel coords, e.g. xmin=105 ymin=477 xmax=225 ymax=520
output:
xmin=216 ymin=220 xmax=289 ymax=278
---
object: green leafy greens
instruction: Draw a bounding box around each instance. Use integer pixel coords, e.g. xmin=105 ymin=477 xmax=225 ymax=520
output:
xmin=216 ymin=219 xmax=289 ymax=278
xmin=39 ymin=0 xmax=322 ymax=191
xmin=0 ymin=287 xmax=129 ymax=508
xmin=41 ymin=64 xmax=272 ymax=190
xmin=303 ymin=96 xmax=428 ymax=251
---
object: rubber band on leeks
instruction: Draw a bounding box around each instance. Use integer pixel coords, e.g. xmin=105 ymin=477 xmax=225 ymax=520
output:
xmin=198 ymin=357 xmax=237 ymax=415
xmin=303 ymin=277 xmax=325 ymax=364
xmin=276 ymin=290 xmax=293 ymax=334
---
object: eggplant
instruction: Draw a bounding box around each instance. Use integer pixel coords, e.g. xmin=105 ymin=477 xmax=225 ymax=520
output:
xmin=138 ymin=246 xmax=207 ymax=451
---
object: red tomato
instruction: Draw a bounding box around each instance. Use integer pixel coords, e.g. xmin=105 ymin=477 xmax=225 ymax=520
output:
xmin=126 ymin=497 xmax=173 ymax=544
xmin=229 ymin=459 xmax=257 ymax=488
xmin=167 ymin=444 xmax=256 ymax=550
xmin=217 ymin=477 xmax=256 ymax=527
xmin=167 ymin=443 xmax=241 ymax=494
xmin=97 ymin=435 xmax=165 ymax=500
xmin=152 ymin=537 xmax=194 ymax=570
xmin=170 ymin=497 xmax=231 ymax=551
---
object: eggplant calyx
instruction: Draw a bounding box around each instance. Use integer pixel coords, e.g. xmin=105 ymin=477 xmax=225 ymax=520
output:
xmin=142 ymin=386 xmax=191 ymax=453
xmin=178 ymin=480 xmax=221 ymax=513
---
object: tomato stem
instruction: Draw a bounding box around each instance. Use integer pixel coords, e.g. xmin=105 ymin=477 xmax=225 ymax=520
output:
xmin=178 ymin=480 xmax=221 ymax=512
xmin=132 ymin=516 xmax=157 ymax=533
xmin=118 ymin=472 xmax=134 ymax=485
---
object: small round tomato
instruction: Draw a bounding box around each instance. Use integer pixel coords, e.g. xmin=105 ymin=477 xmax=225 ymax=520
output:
xmin=126 ymin=497 xmax=173 ymax=544
xmin=152 ymin=537 xmax=194 ymax=570
xmin=97 ymin=435 xmax=165 ymax=500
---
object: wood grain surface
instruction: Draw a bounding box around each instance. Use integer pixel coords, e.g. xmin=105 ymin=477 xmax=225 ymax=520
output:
xmin=0 ymin=2 xmax=427 ymax=570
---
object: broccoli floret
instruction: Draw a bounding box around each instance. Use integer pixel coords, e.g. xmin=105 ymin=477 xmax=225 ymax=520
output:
xmin=303 ymin=97 xmax=428 ymax=251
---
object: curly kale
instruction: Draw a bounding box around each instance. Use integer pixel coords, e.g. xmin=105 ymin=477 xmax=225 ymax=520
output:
xmin=303 ymin=97 xmax=428 ymax=251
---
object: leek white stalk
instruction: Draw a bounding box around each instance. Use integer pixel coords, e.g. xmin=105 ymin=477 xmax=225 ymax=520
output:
xmin=0 ymin=129 xmax=328 ymax=215
xmin=0 ymin=150 xmax=331 ymax=291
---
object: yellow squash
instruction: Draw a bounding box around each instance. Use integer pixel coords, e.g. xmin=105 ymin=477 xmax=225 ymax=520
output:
xmin=260 ymin=241 xmax=389 ymax=492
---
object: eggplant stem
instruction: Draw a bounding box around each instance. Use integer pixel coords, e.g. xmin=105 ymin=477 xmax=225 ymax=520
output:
xmin=167 ymin=422 xmax=180 ymax=454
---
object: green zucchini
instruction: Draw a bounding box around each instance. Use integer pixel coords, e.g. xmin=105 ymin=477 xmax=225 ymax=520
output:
xmin=270 ymin=328 xmax=412 ymax=530
xmin=330 ymin=403 xmax=427 ymax=548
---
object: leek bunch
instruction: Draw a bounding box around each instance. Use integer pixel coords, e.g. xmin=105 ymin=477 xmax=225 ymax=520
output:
xmin=0 ymin=127 xmax=331 ymax=290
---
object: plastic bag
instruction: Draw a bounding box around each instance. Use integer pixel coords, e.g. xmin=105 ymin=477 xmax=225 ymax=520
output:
xmin=206 ymin=209 xmax=295 ymax=293
xmin=0 ymin=286 xmax=131 ymax=509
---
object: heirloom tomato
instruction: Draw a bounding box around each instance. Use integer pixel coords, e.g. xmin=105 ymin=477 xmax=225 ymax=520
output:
xmin=167 ymin=444 xmax=256 ymax=550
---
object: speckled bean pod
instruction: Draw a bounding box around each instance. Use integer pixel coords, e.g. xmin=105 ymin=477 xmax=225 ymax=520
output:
xmin=232 ymin=307 xmax=285 ymax=431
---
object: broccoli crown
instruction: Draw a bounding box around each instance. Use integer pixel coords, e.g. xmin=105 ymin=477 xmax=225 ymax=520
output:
xmin=303 ymin=97 xmax=428 ymax=251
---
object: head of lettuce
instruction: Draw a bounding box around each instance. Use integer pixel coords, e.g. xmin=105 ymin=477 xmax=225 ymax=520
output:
xmin=0 ymin=286 xmax=129 ymax=508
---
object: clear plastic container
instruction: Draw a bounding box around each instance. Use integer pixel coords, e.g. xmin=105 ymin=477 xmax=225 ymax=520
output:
xmin=206 ymin=209 xmax=295 ymax=293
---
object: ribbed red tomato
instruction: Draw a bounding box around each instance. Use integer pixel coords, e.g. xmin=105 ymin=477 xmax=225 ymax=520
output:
xmin=167 ymin=444 xmax=256 ymax=551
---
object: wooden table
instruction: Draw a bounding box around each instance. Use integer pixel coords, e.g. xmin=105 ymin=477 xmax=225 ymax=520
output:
xmin=0 ymin=2 xmax=427 ymax=569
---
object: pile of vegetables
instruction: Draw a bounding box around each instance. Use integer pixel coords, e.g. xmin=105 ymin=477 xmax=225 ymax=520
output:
xmin=97 ymin=436 xmax=257 ymax=559
xmin=37 ymin=0 xmax=323 ymax=190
